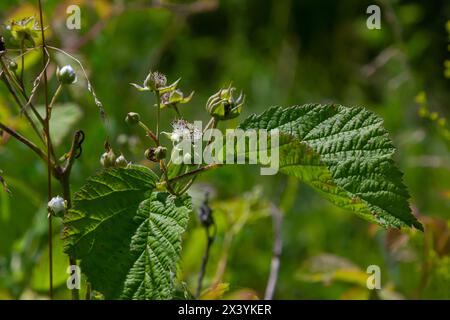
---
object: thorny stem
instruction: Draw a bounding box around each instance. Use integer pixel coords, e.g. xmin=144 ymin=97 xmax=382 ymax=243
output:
xmin=38 ymin=0 xmax=53 ymax=299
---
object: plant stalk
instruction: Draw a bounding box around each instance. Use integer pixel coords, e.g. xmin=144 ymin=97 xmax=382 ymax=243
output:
xmin=38 ymin=0 xmax=53 ymax=299
xmin=264 ymin=205 xmax=283 ymax=300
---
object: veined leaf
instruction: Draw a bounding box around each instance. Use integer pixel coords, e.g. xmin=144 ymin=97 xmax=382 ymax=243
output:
xmin=239 ymin=104 xmax=422 ymax=230
xmin=121 ymin=192 xmax=191 ymax=299
xmin=63 ymin=165 xmax=191 ymax=299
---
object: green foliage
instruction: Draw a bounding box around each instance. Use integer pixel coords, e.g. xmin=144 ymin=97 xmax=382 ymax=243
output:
xmin=63 ymin=165 xmax=192 ymax=299
xmin=239 ymin=104 xmax=423 ymax=230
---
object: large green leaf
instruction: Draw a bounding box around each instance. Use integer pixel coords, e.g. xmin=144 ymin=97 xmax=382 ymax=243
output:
xmin=121 ymin=192 xmax=191 ymax=299
xmin=63 ymin=165 xmax=192 ymax=299
xmin=239 ymin=104 xmax=422 ymax=230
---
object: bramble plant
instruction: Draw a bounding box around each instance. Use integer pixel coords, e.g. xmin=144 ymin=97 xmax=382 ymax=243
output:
xmin=61 ymin=68 xmax=423 ymax=299
xmin=0 ymin=2 xmax=424 ymax=301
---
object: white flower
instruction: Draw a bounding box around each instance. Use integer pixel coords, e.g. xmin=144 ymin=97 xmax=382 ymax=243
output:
xmin=170 ymin=120 xmax=202 ymax=144
xmin=48 ymin=196 xmax=66 ymax=216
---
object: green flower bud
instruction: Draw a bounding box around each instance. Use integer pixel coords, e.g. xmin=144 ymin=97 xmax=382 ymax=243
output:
xmin=206 ymin=85 xmax=244 ymax=120
xmin=9 ymin=61 xmax=18 ymax=71
xmin=125 ymin=112 xmax=141 ymax=126
xmin=100 ymin=149 xmax=116 ymax=168
xmin=144 ymin=146 xmax=167 ymax=162
xmin=115 ymin=154 xmax=128 ymax=168
xmin=57 ymin=65 xmax=77 ymax=85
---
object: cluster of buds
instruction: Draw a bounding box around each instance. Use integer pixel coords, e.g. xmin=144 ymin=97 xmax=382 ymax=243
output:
xmin=100 ymin=144 xmax=129 ymax=168
xmin=206 ymin=84 xmax=244 ymax=120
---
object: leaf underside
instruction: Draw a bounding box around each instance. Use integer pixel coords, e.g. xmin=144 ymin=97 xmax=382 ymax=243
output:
xmin=63 ymin=165 xmax=192 ymax=299
xmin=239 ymin=104 xmax=422 ymax=230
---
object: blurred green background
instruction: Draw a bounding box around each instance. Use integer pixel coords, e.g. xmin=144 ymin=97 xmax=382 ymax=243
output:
xmin=0 ymin=0 xmax=449 ymax=299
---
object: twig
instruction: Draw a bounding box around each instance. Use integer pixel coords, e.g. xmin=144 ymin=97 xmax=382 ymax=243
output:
xmin=168 ymin=163 xmax=222 ymax=184
xmin=20 ymin=39 xmax=25 ymax=87
xmin=264 ymin=204 xmax=283 ymax=300
xmin=56 ymin=131 xmax=85 ymax=301
xmin=38 ymin=0 xmax=53 ymax=300
xmin=46 ymin=46 xmax=106 ymax=120
xmin=0 ymin=122 xmax=47 ymax=162
xmin=196 ymin=194 xmax=216 ymax=297
xmin=0 ymin=58 xmax=46 ymax=140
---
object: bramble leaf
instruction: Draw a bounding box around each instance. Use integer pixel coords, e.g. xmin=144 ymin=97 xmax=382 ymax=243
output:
xmin=239 ymin=104 xmax=422 ymax=230
xmin=63 ymin=165 xmax=192 ymax=299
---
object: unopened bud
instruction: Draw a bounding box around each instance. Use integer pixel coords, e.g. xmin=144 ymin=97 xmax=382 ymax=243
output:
xmin=145 ymin=146 xmax=167 ymax=162
xmin=125 ymin=112 xmax=141 ymax=126
xmin=115 ymin=154 xmax=128 ymax=167
xmin=100 ymin=149 xmax=116 ymax=168
xmin=48 ymin=196 xmax=66 ymax=217
xmin=57 ymin=65 xmax=77 ymax=85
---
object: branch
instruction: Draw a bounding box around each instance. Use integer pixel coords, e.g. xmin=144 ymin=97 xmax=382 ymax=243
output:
xmin=38 ymin=0 xmax=54 ymax=300
xmin=264 ymin=204 xmax=283 ymax=300
xmin=0 ymin=122 xmax=47 ymax=162
xmin=196 ymin=194 xmax=216 ymax=297
xmin=168 ymin=163 xmax=222 ymax=184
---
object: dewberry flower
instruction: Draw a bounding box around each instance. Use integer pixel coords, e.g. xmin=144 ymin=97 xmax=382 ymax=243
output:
xmin=167 ymin=120 xmax=201 ymax=144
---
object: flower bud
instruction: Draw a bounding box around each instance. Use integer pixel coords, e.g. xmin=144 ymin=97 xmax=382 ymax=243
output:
xmin=57 ymin=65 xmax=77 ymax=85
xmin=183 ymin=153 xmax=192 ymax=164
xmin=125 ymin=112 xmax=141 ymax=126
xmin=144 ymin=71 xmax=167 ymax=91
xmin=115 ymin=154 xmax=128 ymax=167
xmin=48 ymin=196 xmax=66 ymax=217
xmin=145 ymin=146 xmax=167 ymax=162
xmin=8 ymin=61 xmax=18 ymax=71
xmin=206 ymin=85 xmax=244 ymax=120
xmin=100 ymin=149 xmax=116 ymax=168
xmin=0 ymin=36 xmax=5 ymax=53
